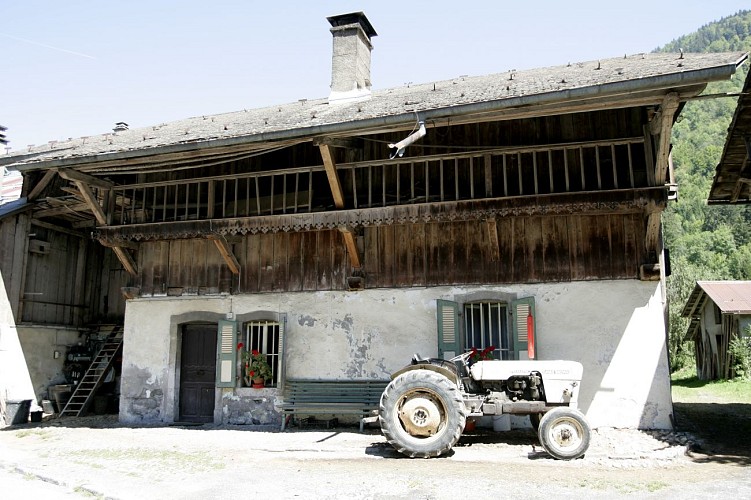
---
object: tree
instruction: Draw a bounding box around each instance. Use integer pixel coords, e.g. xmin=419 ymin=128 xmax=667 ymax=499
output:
xmin=657 ymin=10 xmax=751 ymax=371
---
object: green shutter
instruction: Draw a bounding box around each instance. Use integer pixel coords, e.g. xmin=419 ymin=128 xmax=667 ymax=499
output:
xmin=216 ymin=320 xmax=238 ymax=388
xmin=511 ymin=297 xmax=536 ymax=360
xmin=437 ymin=299 xmax=461 ymax=360
xmin=277 ymin=314 xmax=286 ymax=394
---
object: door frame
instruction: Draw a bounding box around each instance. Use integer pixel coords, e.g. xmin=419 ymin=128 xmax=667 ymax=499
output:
xmin=168 ymin=312 xmax=227 ymax=424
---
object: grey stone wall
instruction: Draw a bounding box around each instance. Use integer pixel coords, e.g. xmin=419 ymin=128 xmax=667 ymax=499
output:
xmin=222 ymin=388 xmax=281 ymax=426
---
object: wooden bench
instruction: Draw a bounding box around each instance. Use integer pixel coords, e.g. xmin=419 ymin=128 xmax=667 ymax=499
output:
xmin=279 ymin=379 xmax=389 ymax=431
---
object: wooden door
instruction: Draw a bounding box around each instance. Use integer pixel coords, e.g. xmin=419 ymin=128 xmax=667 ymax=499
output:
xmin=179 ymin=323 xmax=216 ymax=422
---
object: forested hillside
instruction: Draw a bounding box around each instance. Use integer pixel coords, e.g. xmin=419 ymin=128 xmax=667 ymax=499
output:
xmin=656 ymin=10 xmax=751 ymax=370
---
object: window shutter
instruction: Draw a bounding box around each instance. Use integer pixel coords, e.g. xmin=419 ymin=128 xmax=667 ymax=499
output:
xmin=437 ymin=299 xmax=461 ymax=359
xmin=511 ymin=297 xmax=536 ymax=360
xmin=277 ymin=314 xmax=287 ymax=394
xmin=216 ymin=320 xmax=238 ymax=388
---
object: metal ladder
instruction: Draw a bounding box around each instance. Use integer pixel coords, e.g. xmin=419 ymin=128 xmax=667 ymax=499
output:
xmin=60 ymin=327 xmax=123 ymax=417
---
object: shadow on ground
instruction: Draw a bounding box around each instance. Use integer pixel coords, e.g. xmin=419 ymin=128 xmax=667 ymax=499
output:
xmin=673 ymin=401 xmax=751 ymax=466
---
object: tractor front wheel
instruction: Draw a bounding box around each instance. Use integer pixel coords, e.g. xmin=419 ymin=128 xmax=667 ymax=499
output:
xmin=537 ymin=407 xmax=590 ymax=460
xmin=379 ymin=370 xmax=466 ymax=458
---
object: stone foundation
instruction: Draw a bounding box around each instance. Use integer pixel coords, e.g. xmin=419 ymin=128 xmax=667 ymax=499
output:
xmin=222 ymin=387 xmax=281 ymax=426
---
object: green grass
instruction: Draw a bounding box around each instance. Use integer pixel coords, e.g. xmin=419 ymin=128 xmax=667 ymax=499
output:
xmin=67 ymin=448 xmax=225 ymax=474
xmin=14 ymin=429 xmax=52 ymax=440
xmin=672 ymin=367 xmax=751 ymax=404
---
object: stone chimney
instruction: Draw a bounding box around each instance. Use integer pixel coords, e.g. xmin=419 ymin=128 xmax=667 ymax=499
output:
xmin=327 ymin=12 xmax=377 ymax=104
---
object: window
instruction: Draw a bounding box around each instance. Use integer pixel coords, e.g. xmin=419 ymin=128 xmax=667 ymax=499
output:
xmin=714 ymin=304 xmax=722 ymax=325
xmin=244 ymin=320 xmax=281 ymax=386
xmin=437 ymin=297 xmax=535 ymax=360
xmin=464 ymin=302 xmax=509 ymax=360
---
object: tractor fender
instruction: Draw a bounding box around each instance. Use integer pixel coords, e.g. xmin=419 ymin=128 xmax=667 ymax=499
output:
xmin=390 ymin=363 xmax=460 ymax=386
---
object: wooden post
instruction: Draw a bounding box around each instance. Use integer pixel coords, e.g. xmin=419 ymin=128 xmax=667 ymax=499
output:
xmin=338 ymin=226 xmax=362 ymax=269
xmin=652 ymin=93 xmax=680 ymax=186
xmin=320 ymin=144 xmax=345 ymax=209
xmin=208 ymin=234 xmax=241 ymax=275
xmin=320 ymin=143 xmax=362 ymax=270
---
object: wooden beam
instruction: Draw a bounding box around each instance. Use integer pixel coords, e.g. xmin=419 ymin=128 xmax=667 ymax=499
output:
xmin=653 ymin=93 xmax=680 ymax=186
xmin=338 ymin=227 xmax=362 ymax=269
xmin=99 ymin=239 xmax=140 ymax=251
xmin=27 ymin=169 xmax=58 ymax=201
xmin=320 ymin=144 xmax=345 ymax=209
xmin=59 ymin=168 xmax=114 ymax=189
xmin=73 ymin=180 xmax=107 ymax=225
xmin=35 ymin=202 xmax=93 ymax=218
xmin=73 ymin=238 xmax=87 ymax=324
xmin=645 ymin=211 xmax=661 ymax=255
xmin=487 ymin=218 xmax=500 ymax=262
xmin=111 ymin=246 xmax=138 ymax=276
xmin=484 ymin=154 xmax=493 ymax=197
xmin=314 ymin=137 xmax=363 ymax=149
xmin=643 ymin=125 xmax=656 ymax=186
xmin=31 ymin=219 xmax=86 ymax=238
xmin=95 ymin=188 xmax=667 ymax=243
xmin=207 ymin=235 xmax=240 ymax=275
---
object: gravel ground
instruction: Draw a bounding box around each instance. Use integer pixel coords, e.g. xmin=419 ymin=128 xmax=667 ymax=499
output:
xmin=1 ymin=414 xmax=750 ymax=499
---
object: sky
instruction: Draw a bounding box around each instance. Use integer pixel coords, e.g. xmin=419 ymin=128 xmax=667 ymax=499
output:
xmin=2 ymin=0 xmax=749 ymax=153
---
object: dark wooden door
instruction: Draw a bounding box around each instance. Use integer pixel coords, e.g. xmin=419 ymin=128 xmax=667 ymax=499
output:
xmin=179 ymin=323 xmax=216 ymax=422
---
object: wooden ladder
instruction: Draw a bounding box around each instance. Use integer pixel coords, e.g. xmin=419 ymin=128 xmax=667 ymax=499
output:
xmin=60 ymin=327 xmax=123 ymax=417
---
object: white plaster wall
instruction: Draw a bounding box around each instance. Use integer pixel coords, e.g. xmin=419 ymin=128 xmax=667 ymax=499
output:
xmin=120 ymin=280 xmax=672 ymax=429
xmin=17 ymin=326 xmax=81 ymax=401
xmin=539 ymin=281 xmax=672 ymax=429
xmin=0 ymin=273 xmax=38 ymax=423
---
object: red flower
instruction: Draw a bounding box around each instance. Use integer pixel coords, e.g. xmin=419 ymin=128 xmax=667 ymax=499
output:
xmin=252 ymin=349 xmax=260 ymax=356
xmin=249 ymin=370 xmax=255 ymax=377
xmin=237 ymin=342 xmax=244 ymax=350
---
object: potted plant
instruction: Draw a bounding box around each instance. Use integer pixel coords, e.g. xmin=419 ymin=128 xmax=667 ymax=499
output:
xmin=238 ymin=343 xmax=273 ymax=388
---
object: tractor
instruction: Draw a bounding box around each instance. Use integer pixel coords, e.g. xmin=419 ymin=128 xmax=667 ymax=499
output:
xmin=378 ymin=352 xmax=591 ymax=460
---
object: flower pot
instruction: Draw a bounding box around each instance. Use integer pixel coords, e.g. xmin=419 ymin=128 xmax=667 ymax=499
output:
xmin=251 ymin=377 xmax=265 ymax=388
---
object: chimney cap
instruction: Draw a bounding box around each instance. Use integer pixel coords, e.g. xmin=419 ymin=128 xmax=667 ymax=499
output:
xmin=327 ymin=12 xmax=377 ymax=38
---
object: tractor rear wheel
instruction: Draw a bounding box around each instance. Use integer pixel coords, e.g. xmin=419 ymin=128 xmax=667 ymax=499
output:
xmin=537 ymin=407 xmax=590 ymax=460
xmin=379 ymin=369 xmax=466 ymax=458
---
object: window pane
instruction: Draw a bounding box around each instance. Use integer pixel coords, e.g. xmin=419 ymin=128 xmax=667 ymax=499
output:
xmin=464 ymin=302 xmax=508 ymax=359
xmin=244 ymin=321 xmax=280 ymax=385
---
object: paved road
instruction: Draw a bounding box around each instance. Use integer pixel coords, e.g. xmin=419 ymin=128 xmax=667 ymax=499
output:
xmin=1 ymin=418 xmax=750 ymax=499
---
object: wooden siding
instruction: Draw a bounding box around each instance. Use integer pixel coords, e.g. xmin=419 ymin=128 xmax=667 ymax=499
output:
xmin=0 ymin=215 xmax=126 ymax=326
xmin=18 ymin=228 xmax=126 ymax=324
xmin=136 ymin=230 xmax=351 ymax=295
xmin=134 ymin=213 xmax=644 ymax=295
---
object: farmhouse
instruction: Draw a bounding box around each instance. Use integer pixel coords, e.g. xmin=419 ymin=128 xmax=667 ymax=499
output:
xmin=1 ymin=13 xmax=747 ymax=429
xmin=683 ymin=281 xmax=751 ymax=380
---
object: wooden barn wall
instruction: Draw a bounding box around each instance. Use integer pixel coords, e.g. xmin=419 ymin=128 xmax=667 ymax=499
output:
xmin=4 ymin=222 xmax=127 ymax=326
xmin=364 ymin=214 xmax=643 ymax=286
xmin=136 ymin=229 xmax=349 ymax=295
xmin=93 ymin=247 xmax=129 ymax=322
xmin=0 ymin=216 xmax=24 ymax=316
xmin=21 ymin=228 xmax=83 ymax=324
xmin=135 ymin=213 xmax=644 ymax=295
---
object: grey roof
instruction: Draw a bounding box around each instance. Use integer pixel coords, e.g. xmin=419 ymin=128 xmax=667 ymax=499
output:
xmin=1 ymin=51 xmax=746 ymax=171
xmin=0 ymin=197 xmax=30 ymax=221
xmin=708 ymin=64 xmax=751 ymax=204
xmin=682 ymin=280 xmax=751 ymax=316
